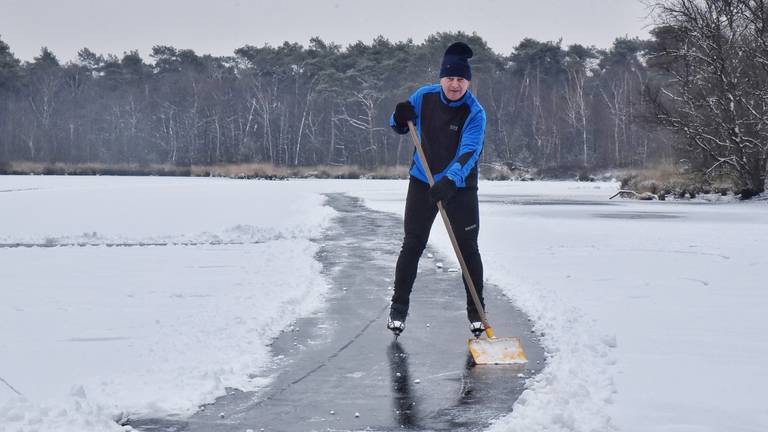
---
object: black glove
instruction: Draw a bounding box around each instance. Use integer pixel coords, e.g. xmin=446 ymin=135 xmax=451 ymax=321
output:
xmin=393 ymin=101 xmax=416 ymax=126
xmin=429 ymin=176 xmax=457 ymax=204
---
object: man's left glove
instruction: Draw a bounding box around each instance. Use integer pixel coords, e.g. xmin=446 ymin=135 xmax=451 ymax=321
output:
xmin=429 ymin=176 xmax=457 ymax=204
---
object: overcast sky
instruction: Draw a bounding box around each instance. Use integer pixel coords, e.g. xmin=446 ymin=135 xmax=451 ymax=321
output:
xmin=1 ymin=0 xmax=653 ymax=62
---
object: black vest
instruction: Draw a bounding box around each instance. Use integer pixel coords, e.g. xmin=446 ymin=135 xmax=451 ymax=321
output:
xmin=417 ymin=92 xmax=478 ymax=187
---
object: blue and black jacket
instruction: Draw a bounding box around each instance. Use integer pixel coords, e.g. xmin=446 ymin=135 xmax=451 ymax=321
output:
xmin=390 ymin=84 xmax=486 ymax=189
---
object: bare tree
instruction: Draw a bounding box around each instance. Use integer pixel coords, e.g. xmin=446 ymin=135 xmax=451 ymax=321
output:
xmin=647 ymin=0 xmax=768 ymax=195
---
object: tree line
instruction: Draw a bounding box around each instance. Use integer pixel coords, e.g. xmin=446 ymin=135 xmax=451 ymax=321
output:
xmin=0 ymin=0 xmax=766 ymax=195
xmin=0 ymin=33 xmax=662 ymax=170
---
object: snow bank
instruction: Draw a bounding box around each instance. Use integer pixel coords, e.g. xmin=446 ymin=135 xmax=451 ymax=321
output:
xmin=0 ymin=176 xmax=338 ymax=432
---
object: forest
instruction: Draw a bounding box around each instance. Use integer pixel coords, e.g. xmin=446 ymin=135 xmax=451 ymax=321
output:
xmin=0 ymin=0 xmax=766 ymax=196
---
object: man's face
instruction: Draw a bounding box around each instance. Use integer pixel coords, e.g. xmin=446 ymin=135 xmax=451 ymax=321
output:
xmin=440 ymin=76 xmax=470 ymax=101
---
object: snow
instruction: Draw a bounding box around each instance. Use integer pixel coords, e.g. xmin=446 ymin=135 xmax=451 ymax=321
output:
xmin=0 ymin=176 xmax=328 ymax=246
xmin=0 ymin=176 xmax=344 ymax=431
xmin=2 ymin=176 xmax=768 ymax=432
xmin=353 ymin=180 xmax=768 ymax=432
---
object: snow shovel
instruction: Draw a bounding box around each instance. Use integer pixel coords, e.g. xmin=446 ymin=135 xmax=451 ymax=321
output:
xmin=407 ymin=120 xmax=527 ymax=365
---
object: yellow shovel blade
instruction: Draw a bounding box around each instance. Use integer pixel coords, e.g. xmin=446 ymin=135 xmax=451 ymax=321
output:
xmin=468 ymin=336 xmax=528 ymax=365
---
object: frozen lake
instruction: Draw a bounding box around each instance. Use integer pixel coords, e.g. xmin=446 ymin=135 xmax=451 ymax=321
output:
xmin=1 ymin=176 xmax=767 ymax=432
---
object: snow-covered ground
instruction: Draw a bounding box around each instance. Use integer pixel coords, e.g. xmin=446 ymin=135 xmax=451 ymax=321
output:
xmin=0 ymin=176 xmax=349 ymax=431
xmin=354 ymin=181 xmax=768 ymax=432
xmin=2 ymin=176 xmax=767 ymax=432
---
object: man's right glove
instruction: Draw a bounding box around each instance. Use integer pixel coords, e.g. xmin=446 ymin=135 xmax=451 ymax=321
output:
xmin=429 ymin=176 xmax=458 ymax=204
xmin=394 ymin=101 xmax=416 ymax=127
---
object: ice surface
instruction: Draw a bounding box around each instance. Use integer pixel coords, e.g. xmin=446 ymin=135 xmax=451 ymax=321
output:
xmin=2 ymin=176 xmax=767 ymax=432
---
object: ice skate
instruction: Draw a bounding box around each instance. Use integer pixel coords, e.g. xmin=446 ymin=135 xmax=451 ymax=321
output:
xmin=470 ymin=321 xmax=485 ymax=338
xmin=387 ymin=318 xmax=405 ymax=337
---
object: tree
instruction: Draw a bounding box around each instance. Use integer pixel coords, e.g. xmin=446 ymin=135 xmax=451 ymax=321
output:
xmin=647 ymin=0 xmax=768 ymax=196
xmin=564 ymin=44 xmax=598 ymax=166
xmin=24 ymin=48 xmax=65 ymax=161
xmin=596 ymin=38 xmax=649 ymax=167
xmin=508 ymin=39 xmax=568 ymax=167
xmin=0 ymin=36 xmax=21 ymax=90
xmin=0 ymin=36 xmax=21 ymax=162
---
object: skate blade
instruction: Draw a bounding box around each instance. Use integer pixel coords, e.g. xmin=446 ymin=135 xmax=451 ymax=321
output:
xmin=468 ymin=336 xmax=527 ymax=365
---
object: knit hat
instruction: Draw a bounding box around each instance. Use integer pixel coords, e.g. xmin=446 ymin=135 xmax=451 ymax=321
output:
xmin=439 ymin=42 xmax=473 ymax=80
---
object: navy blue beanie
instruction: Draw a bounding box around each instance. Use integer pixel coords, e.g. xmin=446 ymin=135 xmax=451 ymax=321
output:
xmin=439 ymin=42 xmax=473 ymax=80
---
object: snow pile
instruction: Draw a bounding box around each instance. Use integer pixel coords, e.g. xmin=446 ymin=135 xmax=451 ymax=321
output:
xmin=0 ymin=176 xmax=336 ymax=432
xmin=0 ymin=223 xmax=318 ymax=248
xmin=1 ymin=387 xmax=130 ymax=432
xmin=480 ymin=182 xmax=619 ymax=431
xmin=482 ymin=265 xmax=617 ymax=431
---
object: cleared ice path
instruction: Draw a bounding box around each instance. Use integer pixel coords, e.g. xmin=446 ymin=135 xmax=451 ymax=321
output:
xmin=129 ymin=193 xmax=544 ymax=432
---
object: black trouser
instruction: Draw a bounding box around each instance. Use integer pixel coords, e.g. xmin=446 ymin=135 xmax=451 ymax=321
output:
xmin=391 ymin=177 xmax=484 ymax=322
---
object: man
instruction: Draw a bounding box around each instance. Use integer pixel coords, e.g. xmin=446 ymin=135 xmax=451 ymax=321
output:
xmin=387 ymin=42 xmax=487 ymax=338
